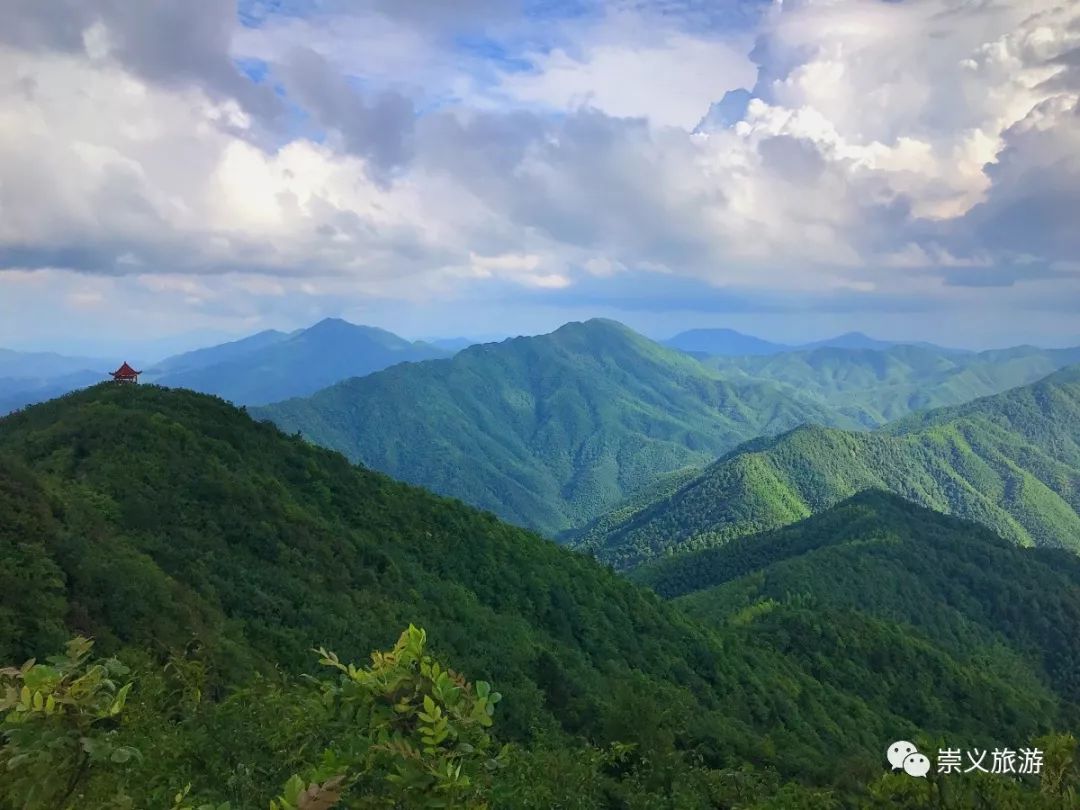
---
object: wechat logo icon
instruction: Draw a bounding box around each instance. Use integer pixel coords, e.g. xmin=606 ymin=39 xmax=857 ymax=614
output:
xmin=888 ymin=741 xmax=930 ymax=778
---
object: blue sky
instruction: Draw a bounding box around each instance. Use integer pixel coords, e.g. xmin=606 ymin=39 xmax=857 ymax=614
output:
xmin=1 ymin=0 xmax=1079 ymax=355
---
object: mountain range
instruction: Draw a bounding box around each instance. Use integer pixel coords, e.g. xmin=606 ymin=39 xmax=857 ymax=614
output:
xmin=0 ymin=319 xmax=454 ymax=414
xmin=255 ymin=319 xmax=851 ymax=535
xmin=148 ymin=318 xmax=449 ymax=405
xmin=703 ymin=343 xmax=1080 ymax=427
xmin=0 ymin=384 xmax=1076 ymax=806
xmin=639 ymin=489 xmax=1080 ymax=710
xmin=663 ymin=327 xmax=964 ymax=357
xmin=577 ymin=365 xmax=1080 ymax=569
xmin=256 ymin=320 xmax=1080 ymax=541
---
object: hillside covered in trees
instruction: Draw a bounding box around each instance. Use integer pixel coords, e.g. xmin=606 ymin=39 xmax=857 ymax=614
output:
xmin=2 ymin=385 xmax=1078 ymax=807
xmin=255 ymin=320 xmax=848 ymax=536
xmin=578 ymin=366 xmax=1080 ymax=569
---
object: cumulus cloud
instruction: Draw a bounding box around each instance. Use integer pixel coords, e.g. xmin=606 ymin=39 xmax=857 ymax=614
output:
xmin=1 ymin=0 xmax=1079 ymax=346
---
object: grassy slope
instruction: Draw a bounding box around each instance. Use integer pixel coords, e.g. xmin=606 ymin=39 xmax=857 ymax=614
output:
xmin=578 ymin=366 xmax=1080 ymax=568
xmin=255 ymin=319 xmax=849 ymax=536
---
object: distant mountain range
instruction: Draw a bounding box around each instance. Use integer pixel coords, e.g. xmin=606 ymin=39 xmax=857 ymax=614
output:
xmin=147 ymin=328 xmax=293 ymax=376
xmin=0 ymin=350 xmax=112 ymax=415
xmin=702 ymin=343 xmax=1080 ymax=426
xmin=147 ymin=318 xmax=449 ymax=405
xmin=576 ymin=365 xmax=1080 ymax=568
xmin=0 ymin=320 xmax=453 ymax=413
xmin=664 ymin=327 xmax=966 ymax=356
xmin=255 ymin=319 xmax=850 ymax=534
xmin=0 ymin=347 xmax=112 ymax=378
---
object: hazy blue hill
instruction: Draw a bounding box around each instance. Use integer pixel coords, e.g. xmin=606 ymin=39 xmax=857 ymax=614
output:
xmin=0 ymin=347 xmax=109 ymax=378
xmin=578 ymin=367 xmax=1080 ymax=568
xmin=256 ymin=319 xmax=850 ymax=535
xmin=156 ymin=318 xmax=448 ymax=405
xmin=665 ymin=328 xmax=968 ymax=359
xmin=703 ymin=343 xmax=1080 ymax=426
xmin=427 ymin=336 xmax=478 ymax=352
xmin=0 ymin=349 xmax=112 ymax=415
xmin=145 ymin=328 xmax=291 ymax=376
xmin=664 ymin=328 xmax=791 ymax=356
xmin=0 ymin=386 xmax=1076 ymax=806
xmin=798 ymin=331 xmax=900 ymax=351
xmin=0 ymin=370 xmax=107 ymax=416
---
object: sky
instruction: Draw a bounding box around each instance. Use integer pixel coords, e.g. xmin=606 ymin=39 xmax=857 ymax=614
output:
xmin=1 ymin=0 xmax=1079 ymax=355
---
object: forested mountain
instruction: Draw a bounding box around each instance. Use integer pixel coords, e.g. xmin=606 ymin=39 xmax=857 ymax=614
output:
xmin=256 ymin=319 xmax=850 ymax=535
xmin=702 ymin=343 xmax=1080 ymax=426
xmin=155 ymin=318 xmax=447 ymax=405
xmin=649 ymin=491 xmax=1080 ymax=705
xmin=578 ymin=366 xmax=1080 ymax=569
xmin=0 ymin=385 xmax=1077 ymax=807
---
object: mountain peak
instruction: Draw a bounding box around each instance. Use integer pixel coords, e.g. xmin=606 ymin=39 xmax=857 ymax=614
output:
xmin=665 ymin=328 xmax=790 ymax=356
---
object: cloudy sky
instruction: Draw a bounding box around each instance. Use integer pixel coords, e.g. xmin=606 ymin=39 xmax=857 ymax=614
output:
xmin=1 ymin=0 xmax=1079 ymax=354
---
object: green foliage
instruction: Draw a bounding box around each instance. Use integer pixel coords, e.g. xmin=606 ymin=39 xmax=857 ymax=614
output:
xmin=0 ymin=637 xmax=138 ymax=809
xmin=580 ymin=366 xmax=1080 ymax=568
xmin=254 ymin=319 xmax=849 ymax=535
xmin=287 ymin=624 xmax=505 ymax=808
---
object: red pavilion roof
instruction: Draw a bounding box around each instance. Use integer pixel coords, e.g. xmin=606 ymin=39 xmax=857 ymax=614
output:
xmin=111 ymin=362 xmax=141 ymax=378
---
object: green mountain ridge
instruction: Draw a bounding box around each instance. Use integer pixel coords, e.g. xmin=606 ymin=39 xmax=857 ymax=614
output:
xmin=644 ymin=490 xmax=1080 ymax=706
xmin=577 ymin=366 xmax=1080 ymax=569
xmin=254 ymin=319 xmax=853 ymax=536
xmin=1 ymin=385 xmax=1078 ymax=807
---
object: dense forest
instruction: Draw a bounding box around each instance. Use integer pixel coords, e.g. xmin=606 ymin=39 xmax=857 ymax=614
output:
xmin=256 ymin=319 xmax=848 ymax=535
xmin=578 ymin=366 xmax=1080 ymax=569
xmin=0 ymin=385 xmax=1078 ymax=807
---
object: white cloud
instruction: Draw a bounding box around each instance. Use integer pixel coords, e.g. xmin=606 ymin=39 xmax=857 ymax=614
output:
xmin=1 ymin=0 xmax=1079 ymax=344
xmin=497 ymin=12 xmax=756 ymax=129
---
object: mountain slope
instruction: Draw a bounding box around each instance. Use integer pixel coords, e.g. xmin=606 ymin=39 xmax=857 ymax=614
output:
xmin=255 ymin=319 xmax=851 ymax=535
xmin=578 ymin=366 xmax=1080 ymax=568
xmin=703 ymin=343 xmax=1080 ymax=426
xmin=146 ymin=328 xmax=291 ymax=376
xmin=156 ymin=318 xmax=447 ymax=405
xmin=646 ymin=491 xmax=1080 ymax=704
xmin=0 ymin=386 xmax=1075 ymax=806
xmin=664 ymin=328 xmax=791 ymax=356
